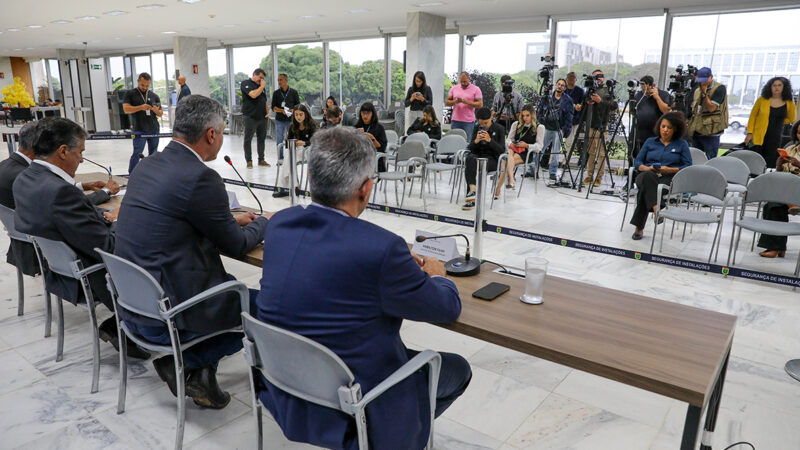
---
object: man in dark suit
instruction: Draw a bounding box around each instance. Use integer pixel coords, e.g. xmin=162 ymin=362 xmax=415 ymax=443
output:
xmin=12 ymin=117 xmax=148 ymax=359
xmin=255 ymin=127 xmax=471 ymax=450
xmin=115 ymin=95 xmax=269 ymax=409
xmin=0 ymin=122 xmax=120 ymax=277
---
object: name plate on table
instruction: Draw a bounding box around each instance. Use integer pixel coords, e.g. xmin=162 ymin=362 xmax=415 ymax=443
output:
xmin=412 ymin=230 xmax=460 ymax=261
xmin=227 ymin=191 xmax=241 ymax=210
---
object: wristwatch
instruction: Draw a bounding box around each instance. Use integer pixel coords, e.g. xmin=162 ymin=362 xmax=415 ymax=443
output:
xmin=101 ymin=187 xmax=111 ymax=195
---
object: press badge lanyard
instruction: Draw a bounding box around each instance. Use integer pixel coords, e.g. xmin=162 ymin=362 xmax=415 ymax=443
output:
xmin=140 ymin=89 xmax=150 ymax=116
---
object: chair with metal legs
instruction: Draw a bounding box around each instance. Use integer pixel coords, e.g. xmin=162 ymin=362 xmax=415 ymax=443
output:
xmin=96 ymin=249 xmax=248 ymax=450
xmin=372 ymin=141 xmax=428 ymax=210
xmin=489 ymin=154 xmax=509 ymax=209
xmin=31 ymin=236 xmax=105 ymax=393
xmin=0 ymin=205 xmax=51 ymax=333
xmin=240 ymin=304 xmax=441 ymax=450
xmin=650 ymin=165 xmax=729 ymax=264
xmin=425 ymin=134 xmax=466 ymax=202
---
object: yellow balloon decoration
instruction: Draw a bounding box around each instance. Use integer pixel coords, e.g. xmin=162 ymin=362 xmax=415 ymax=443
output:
xmin=1 ymin=77 xmax=36 ymax=108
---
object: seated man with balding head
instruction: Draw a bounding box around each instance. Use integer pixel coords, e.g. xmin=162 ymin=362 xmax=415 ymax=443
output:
xmin=255 ymin=127 xmax=471 ymax=449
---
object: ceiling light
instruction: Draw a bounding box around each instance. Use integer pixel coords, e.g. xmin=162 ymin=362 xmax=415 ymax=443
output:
xmin=7 ymin=28 xmax=21 ymax=32
xmin=221 ymin=24 xmax=238 ymax=28
xmin=51 ymin=19 xmax=71 ymax=24
xmin=27 ymin=25 xmax=43 ymax=29
xmin=346 ymin=9 xmax=369 ymax=14
xmin=299 ymin=14 xmax=322 ymax=19
xmin=25 ymin=47 xmax=34 ymax=50
xmin=76 ymin=16 xmax=98 ymax=21
xmin=114 ymin=37 xmax=121 ymax=40
xmin=414 ymin=1 xmax=445 ymax=6
xmin=137 ymin=4 xmax=165 ymax=10
xmin=256 ymin=19 xmax=275 ymax=24
xmin=104 ymin=11 xmax=129 ymax=16
xmin=162 ymin=31 xmax=177 ymax=34
xmin=179 ymin=0 xmax=203 ymax=3
xmin=13 ymin=48 xmax=22 ymax=51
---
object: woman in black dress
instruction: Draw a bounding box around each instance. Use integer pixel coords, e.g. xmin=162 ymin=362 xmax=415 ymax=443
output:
xmin=406 ymin=105 xmax=442 ymax=140
xmin=274 ymin=104 xmax=318 ymax=197
xmin=355 ymin=102 xmax=388 ymax=172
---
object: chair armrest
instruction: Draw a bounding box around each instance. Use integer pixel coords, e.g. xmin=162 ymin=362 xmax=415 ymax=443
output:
xmin=355 ymin=350 xmax=441 ymax=409
xmin=406 ymin=157 xmax=427 ymax=170
xmin=163 ymin=280 xmax=250 ymax=319
xmin=76 ymin=263 xmax=105 ymax=278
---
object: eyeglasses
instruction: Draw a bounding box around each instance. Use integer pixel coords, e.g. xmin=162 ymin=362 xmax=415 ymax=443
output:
xmin=360 ymin=174 xmax=378 ymax=189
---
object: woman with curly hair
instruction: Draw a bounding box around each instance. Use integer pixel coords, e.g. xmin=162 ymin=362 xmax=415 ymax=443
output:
xmin=745 ymin=77 xmax=796 ymax=168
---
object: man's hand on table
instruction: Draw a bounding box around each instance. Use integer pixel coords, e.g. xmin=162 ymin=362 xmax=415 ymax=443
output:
xmin=103 ymin=209 xmax=119 ymax=222
xmin=235 ymin=212 xmax=258 ymax=226
xmin=104 ymin=180 xmax=120 ymax=195
xmin=83 ymin=181 xmax=105 ymax=191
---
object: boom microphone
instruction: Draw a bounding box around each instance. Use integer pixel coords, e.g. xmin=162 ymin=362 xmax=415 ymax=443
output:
xmin=223 ymin=155 xmax=263 ymax=216
xmin=415 ymin=234 xmax=480 ymax=277
xmin=82 ymin=156 xmax=112 ymax=180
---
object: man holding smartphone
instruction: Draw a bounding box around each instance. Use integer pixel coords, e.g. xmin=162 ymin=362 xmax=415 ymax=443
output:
xmin=123 ymin=72 xmax=163 ymax=173
xmin=446 ymin=72 xmax=483 ymax=140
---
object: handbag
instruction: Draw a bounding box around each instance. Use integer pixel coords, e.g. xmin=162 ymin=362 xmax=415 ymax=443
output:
xmin=508 ymin=143 xmax=525 ymax=154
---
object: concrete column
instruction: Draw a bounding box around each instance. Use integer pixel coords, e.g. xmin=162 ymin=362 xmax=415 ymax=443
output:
xmin=383 ymin=36 xmax=392 ymax=108
xmin=172 ymin=36 xmax=210 ymax=97
xmin=323 ymin=41 xmax=330 ymax=100
xmin=406 ymin=12 xmax=446 ymax=130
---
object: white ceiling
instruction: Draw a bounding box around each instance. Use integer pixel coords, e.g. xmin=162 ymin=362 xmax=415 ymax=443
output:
xmin=0 ymin=0 xmax=795 ymax=58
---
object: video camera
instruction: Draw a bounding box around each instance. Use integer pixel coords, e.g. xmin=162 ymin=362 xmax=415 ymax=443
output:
xmin=668 ymin=64 xmax=698 ymax=115
xmin=583 ymin=73 xmax=618 ymax=96
xmin=501 ymin=77 xmax=515 ymax=95
xmin=538 ymin=55 xmax=558 ymax=94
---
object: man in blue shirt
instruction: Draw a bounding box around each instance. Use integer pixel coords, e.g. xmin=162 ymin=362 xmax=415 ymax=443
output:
xmin=563 ymin=71 xmax=586 ymax=152
xmin=176 ymin=75 xmax=191 ymax=103
xmin=536 ymin=78 xmax=574 ymax=180
xmin=255 ymin=127 xmax=471 ymax=449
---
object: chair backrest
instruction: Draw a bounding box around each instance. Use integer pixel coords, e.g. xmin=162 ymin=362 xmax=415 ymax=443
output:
xmin=30 ymin=236 xmax=80 ymax=278
xmin=727 ymin=150 xmax=766 ymax=176
xmin=536 ymin=124 xmax=546 ymax=147
xmin=689 ymin=147 xmax=708 ymax=165
xmin=377 ymin=109 xmax=388 ymax=120
xmin=405 ymin=132 xmax=430 ymax=147
xmin=342 ymin=112 xmax=357 ymax=127
xmin=446 ymin=128 xmax=467 ymax=140
xmin=310 ymin=105 xmax=322 ymax=116
xmin=436 ymin=134 xmax=467 ymax=155
xmin=668 ymin=165 xmax=727 ymax=200
xmin=394 ymin=110 xmax=405 ymax=131
xmin=743 ymin=171 xmax=800 ymax=206
xmin=705 ymin=156 xmax=750 ymax=187
xmin=0 ymin=205 xmax=31 ymax=242
xmin=95 ymin=249 xmax=168 ymax=321
xmin=385 ymin=129 xmax=399 ymax=146
xmin=396 ymin=141 xmax=427 ymax=162
xmin=241 ymin=312 xmax=356 ymax=412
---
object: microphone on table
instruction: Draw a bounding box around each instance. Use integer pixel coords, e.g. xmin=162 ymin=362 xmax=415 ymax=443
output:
xmin=415 ymin=234 xmax=481 ymax=277
xmin=82 ymin=156 xmax=112 ymax=181
xmin=223 ymin=155 xmax=264 ymax=216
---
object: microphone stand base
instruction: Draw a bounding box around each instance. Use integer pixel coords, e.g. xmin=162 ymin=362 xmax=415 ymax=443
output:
xmin=445 ymin=256 xmax=481 ymax=277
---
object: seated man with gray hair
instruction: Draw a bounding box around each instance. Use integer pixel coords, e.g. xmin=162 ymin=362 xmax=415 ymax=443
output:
xmin=254 ymin=127 xmax=471 ymax=449
xmin=115 ymin=95 xmax=270 ymax=409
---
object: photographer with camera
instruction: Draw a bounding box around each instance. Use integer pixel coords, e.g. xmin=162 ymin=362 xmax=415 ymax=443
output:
xmin=687 ymin=67 xmax=728 ymax=160
xmin=536 ymin=78 xmax=574 ymax=181
xmin=632 ymin=75 xmax=672 ymax=163
xmin=491 ymin=75 xmax=524 ymax=132
xmin=582 ymin=69 xmax=618 ymax=187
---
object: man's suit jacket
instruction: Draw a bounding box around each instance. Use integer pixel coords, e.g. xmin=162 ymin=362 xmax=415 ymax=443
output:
xmin=255 ymin=204 xmax=462 ymax=450
xmin=0 ymin=153 xmax=110 ymax=277
xmin=13 ymin=163 xmax=114 ymax=305
xmin=114 ymin=141 xmax=267 ymax=333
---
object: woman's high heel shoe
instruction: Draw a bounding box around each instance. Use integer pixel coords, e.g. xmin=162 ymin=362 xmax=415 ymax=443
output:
xmin=759 ymin=250 xmax=786 ymax=258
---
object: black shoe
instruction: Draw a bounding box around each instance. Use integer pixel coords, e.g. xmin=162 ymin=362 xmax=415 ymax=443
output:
xmin=549 ymin=174 xmax=557 ymax=181
xmin=186 ymin=366 xmax=231 ymax=409
xmin=272 ymin=189 xmax=290 ymax=198
xmin=656 ymin=216 xmax=664 ymax=225
xmin=523 ymin=171 xmax=537 ymax=179
xmin=294 ymin=187 xmax=305 ymax=197
xmin=631 ymin=232 xmax=643 ymax=241
xmin=98 ymin=318 xmax=151 ymax=360
xmin=153 ymin=355 xmax=181 ymax=398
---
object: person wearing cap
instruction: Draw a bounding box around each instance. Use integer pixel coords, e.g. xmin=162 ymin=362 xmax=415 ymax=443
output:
xmin=462 ymin=107 xmax=506 ymax=210
xmin=491 ymin=75 xmax=524 ymax=132
xmin=687 ymin=67 xmax=728 ymax=160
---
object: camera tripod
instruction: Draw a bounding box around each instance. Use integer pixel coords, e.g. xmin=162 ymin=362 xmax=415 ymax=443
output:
xmin=535 ymin=88 xmax=566 ymax=187
xmin=558 ymin=96 xmax=616 ymax=196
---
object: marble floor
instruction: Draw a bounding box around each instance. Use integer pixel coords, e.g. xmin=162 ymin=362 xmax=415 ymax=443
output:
xmin=1 ymin=127 xmax=799 ymax=449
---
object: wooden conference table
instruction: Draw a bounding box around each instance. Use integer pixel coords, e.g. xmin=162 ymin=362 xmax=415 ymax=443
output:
xmin=82 ymin=172 xmax=736 ymax=449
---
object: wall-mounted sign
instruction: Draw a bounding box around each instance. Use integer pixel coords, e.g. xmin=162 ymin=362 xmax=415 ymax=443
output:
xmin=0 ymin=72 xmax=4 ymax=79
xmin=90 ymin=64 xmax=102 ymax=70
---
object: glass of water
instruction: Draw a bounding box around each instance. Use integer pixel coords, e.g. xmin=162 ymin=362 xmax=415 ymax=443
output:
xmin=520 ymin=257 xmax=548 ymax=305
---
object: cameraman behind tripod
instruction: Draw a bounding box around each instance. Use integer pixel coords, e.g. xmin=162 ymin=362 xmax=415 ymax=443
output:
xmin=582 ymin=69 xmax=618 ymax=187
xmin=537 ymin=78 xmax=574 ymax=181
xmin=491 ymin=75 xmax=524 ymax=133
xmin=687 ymin=67 xmax=728 ymax=161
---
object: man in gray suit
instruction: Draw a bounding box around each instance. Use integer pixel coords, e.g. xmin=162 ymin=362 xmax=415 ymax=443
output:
xmin=0 ymin=122 xmax=119 ymax=276
xmin=13 ymin=117 xmax=148 ymax=359
xmin=115 ymin=95 xmax=270 ymax=409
